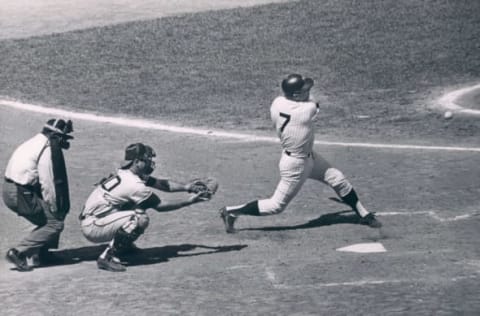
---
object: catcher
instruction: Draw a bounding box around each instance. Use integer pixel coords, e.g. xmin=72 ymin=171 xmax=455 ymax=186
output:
xmin=79 ymin=143 xmax=218 ymax=272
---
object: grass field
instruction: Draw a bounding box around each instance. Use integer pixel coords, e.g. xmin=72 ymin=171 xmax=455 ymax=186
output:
xmin=1 ymin=0 xmax=480 ymax=315
xmin=1 ymin=0 xmax=479 ymax=143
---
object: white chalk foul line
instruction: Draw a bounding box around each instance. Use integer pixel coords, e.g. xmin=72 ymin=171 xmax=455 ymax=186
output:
xmin=260 ymin=264 xmax=479 ymax=289
xmin=437 ymin=83 xmax=480 ymax=115
xmin=2 ymin=99 xmax=480 ymax=152
xmin=230 ymin=264 xmax=478 ymax=289
xmin=273 ymin=279 xmax=403 ymax=289
xmin=273 ymin=274 xmax=479 ymax=290
xmin=377 ymin=210 xmax=479 ymax=222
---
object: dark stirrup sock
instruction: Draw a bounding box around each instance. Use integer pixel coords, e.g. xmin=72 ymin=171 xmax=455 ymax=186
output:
xmin=341 ymin=189 xmax=360 ymax=214
xmin=230 ymin=200 xmax=261 ymax=216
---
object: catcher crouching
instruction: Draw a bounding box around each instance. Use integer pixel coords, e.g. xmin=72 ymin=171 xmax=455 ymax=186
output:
xmin=79 ymin=143 xmax=217 ymax=272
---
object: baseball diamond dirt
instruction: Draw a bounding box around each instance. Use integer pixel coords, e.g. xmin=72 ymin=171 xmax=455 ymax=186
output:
xmin=1 ymin=0 xmax=479 ymax=315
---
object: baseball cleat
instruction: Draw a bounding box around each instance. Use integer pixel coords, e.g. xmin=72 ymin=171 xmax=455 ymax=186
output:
xmin=29 ymin=253 xmax=41 ymax=268
xmin=6 ymin=248 xmax=33 ymax=272
xmin=97 ymin=254 xmax=126 ymax=272
xmin=359 ymin=213 xmax=382 ymax=228
xmin=219 ymin=207 xmax=237 ymax=234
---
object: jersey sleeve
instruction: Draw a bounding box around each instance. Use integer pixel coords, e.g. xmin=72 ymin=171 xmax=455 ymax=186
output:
xmin=130 ymin=183 xmax=154 ymax=205
xmin=137 ymin=193 xmax=161 ymax=210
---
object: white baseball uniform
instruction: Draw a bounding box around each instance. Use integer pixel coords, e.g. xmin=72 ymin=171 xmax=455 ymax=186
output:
xmin=80 ymin=169 xmax=156 ymax=243
xmin=257 ymin=96 xmax=353 ymax=215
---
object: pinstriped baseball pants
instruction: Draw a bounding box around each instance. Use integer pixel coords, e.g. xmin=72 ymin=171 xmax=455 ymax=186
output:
xmin=258 ymin=150 xmax=352 ymax=215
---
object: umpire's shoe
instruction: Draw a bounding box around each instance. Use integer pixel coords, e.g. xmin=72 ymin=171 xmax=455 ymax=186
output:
xmin=219 ymin=207 xmax=237 ymax=234
xmin=359 ymin=213 xmax=382 ymax=228
xmin=97 ymin=252 xmax=126 ymax=272
xmin=6 ymin=248 xmax=33 ymax=272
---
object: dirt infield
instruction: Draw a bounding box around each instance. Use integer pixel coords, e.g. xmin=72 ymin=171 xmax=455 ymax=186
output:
xmin=1 ymin=102 xmax=480 ymax=315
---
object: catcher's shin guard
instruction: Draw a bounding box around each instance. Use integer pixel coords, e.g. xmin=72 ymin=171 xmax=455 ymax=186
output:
xmin=113 ymin=227 xmax=141 ymax=250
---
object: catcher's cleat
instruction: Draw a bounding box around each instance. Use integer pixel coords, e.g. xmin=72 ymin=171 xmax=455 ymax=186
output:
xmin=359 ymin=213 xmax=382 ymax=228
xmin=6 ymin=248 xmax=33 ymax=272
xmin=219 ymin=207 xmax=237 ymax=234
xmin=97 ymin=254 xmax=126 ymax=272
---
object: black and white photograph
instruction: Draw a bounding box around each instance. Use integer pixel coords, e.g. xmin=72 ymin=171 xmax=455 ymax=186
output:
xmin=1 ymin=0 xmax=479 ymax=314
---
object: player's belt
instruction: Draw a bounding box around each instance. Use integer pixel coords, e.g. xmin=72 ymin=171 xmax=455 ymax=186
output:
xmin=284 ymin=150 xmax=311 ymax=158
xmin=4 ymin=177 xmax=37 ymax=189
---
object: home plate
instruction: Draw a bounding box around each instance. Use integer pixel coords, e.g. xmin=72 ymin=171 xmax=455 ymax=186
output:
xmin=336 ymin=243 xmax=386 ymax=253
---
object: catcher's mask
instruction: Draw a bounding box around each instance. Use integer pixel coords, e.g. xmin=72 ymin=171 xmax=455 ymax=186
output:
xmin=281 ymin=74 xmax=314 ymax=101
xmin=42 ymin=118 xmax=74 ymax=149
xmin=121 ymin=143 xmax=156 ymax=174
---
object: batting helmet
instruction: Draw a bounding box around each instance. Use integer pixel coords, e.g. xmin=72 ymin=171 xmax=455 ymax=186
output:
xmin=281 ymin=74 xmax=314 ymax=98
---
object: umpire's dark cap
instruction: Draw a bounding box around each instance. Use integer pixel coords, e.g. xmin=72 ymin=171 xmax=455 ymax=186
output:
xmin=42 ymin=118 xmax=74 ymax=139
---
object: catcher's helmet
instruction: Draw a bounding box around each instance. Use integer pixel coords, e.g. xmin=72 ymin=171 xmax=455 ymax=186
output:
xmin=281 ymin=74 xmax=314 ymax=97
xmin=120 ymin=143 xmax=156 ymax=169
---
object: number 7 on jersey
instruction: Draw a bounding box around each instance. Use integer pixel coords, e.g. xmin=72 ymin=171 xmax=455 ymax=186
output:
xmin=279 ymin=112 xmax=291 ymax=133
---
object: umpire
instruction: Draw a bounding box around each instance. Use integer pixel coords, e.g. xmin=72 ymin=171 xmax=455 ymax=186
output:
xmin=2 ymin=118 xmax=74 ymax=271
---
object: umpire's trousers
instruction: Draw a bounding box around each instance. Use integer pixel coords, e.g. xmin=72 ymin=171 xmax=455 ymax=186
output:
xmin=2 ymin=179 xmax=64 ymax=256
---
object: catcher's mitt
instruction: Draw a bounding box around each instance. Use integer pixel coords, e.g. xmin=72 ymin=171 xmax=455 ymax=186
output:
xmin=188 ymin=177 xmax=219 ymax=199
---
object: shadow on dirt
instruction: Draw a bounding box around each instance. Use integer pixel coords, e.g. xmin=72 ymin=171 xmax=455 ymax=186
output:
xmin=124 ymin=244 xmax=248 ymax=267
xmin=239 ymin=210 xmax=363 ymax=232
xmin=34 ymin=243 xmax=248 ymax=269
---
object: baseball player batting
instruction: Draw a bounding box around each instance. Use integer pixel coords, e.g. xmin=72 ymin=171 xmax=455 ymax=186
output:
xmin=220 ymin=74 xmax=382 ymax=233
